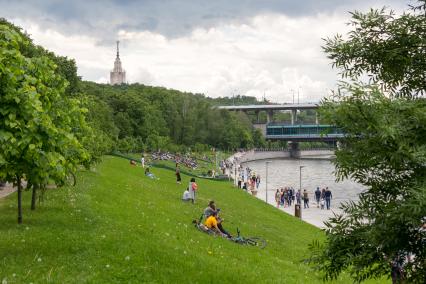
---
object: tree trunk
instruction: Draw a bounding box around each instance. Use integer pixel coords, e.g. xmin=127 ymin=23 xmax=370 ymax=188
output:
xmin=31 ymin=184 xmax=37 ymax=210
xmin=17 ymin=175 xmax=22 ymax=224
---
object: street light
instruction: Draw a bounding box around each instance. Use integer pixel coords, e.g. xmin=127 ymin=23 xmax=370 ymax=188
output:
xmin=265 ymin=161 xmax=270 ymax=203
xmin=299 ymin=165 xmax=305 ymax=192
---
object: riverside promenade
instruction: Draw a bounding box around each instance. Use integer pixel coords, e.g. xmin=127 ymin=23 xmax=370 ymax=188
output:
xmin=228 ymin=150 xmax=349 ymax=229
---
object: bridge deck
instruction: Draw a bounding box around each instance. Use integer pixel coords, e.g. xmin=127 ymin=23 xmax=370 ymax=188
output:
xmin=217 ymin=103 xmax=319 ymax=111
xmin=266 ymin=124 xmax=344 ymax=141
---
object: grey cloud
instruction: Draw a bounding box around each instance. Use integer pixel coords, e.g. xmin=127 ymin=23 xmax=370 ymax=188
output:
xmin=0 ymin=0 xmax=405 ymax=44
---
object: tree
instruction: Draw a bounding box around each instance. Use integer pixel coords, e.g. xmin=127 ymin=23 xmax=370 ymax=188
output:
xmin=323 ymin=2 xmax=426 ymax=97
xmin=0 ymin=23 xmax=90 ymax=223
xmin=308 ymin=1 xmax=426 ymax=283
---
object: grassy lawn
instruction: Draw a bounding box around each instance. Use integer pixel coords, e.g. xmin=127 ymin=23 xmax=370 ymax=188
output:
xmin=0 ymin=156 xmax=387 ymax=283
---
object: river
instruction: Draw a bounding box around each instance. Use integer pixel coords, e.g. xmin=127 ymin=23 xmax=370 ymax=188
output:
xmin=240 ymin=157 xmax=365 ymax=228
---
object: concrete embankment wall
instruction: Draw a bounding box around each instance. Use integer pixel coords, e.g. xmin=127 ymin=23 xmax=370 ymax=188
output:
xmin=301 ymin=150 xmax=335 ymax=157
xmin=238 ymin=150 xmax=289 ymax=163
xmin=237 ymin=150 xmax=334 ymax=163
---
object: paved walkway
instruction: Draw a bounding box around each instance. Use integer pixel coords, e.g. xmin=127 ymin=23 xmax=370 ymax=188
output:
xmin=253 ymin=190 xmax=341 ymax=229
xmin=0 ymin=183 xmax=16 ymax=199
xmin=229 ymin=151 xmax=342 ymax=229
xmin=279 ymin=202 xmax=341 ymax=229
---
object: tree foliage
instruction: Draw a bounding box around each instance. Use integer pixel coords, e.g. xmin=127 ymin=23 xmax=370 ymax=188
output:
xmin=323 ymin=1 xmax=426 ymax=97
xmin=310 ymin=1 xmax=426 ymax=283
xmin=82 ymin=82 xmax=261 ymax=152
xmin=0 ymin=22 xmax=90 ymax=222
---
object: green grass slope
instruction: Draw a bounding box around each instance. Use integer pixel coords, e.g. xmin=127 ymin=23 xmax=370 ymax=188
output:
xmin=0 ymin=156 xmax=386 ymax=283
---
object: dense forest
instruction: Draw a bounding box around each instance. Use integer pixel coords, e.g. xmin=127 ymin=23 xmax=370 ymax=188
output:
xmin=81 ymin=82 xmax=267 ymax=154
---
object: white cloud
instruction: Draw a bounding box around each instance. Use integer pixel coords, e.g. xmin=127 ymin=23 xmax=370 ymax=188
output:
xmin=12 ymin=12 xmax=352 ymax=102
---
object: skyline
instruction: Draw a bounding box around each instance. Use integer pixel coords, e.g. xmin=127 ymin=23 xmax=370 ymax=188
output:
xmin=1 ymin=0 xmax=406 ymax=102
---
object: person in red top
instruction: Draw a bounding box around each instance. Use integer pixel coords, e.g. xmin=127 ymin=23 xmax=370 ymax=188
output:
xmin=188 ymin=177 xmax=198 ymax=204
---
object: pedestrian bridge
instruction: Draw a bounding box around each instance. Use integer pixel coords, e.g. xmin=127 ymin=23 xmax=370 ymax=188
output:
xmin=266 ymin=124 xmax=344 ymax=142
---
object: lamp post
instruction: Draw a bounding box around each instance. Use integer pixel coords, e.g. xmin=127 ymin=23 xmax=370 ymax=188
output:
xmin=265 ymin=161 xmax=270 ymax=203
xmin=299 ymin=165 xmax=305 ymax=214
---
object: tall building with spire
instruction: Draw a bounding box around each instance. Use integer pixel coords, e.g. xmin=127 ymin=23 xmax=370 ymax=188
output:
xmin=110 ymin=41 xmax=126 ymax=85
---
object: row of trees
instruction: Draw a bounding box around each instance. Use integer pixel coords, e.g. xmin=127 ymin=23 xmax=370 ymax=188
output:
xmin=0 ymin=20 xmax=93 ymax=223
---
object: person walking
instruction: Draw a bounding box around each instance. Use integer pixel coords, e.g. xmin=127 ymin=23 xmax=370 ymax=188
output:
xmin=315 ymin=187 xmax=321 ymax=207
xmin=303 ymin=189 xmax=309 ymax=209
xmin=324 ymin=187 xmax=332 ymax=210
xmin=140 ymin=154 xmax=145 ymax=168
xmin=280 ymin=188 xmax=285 ymax=207
xmin=255 ymin=175 xmax=261 ymax=189
xmin=288 ymin=187 xmax=293 ymax=206
xmin=283 ymin=188 xmax=288 ymax=207
xmin=175 ymin=165 xmax=181 ymax=184
xmin=296 ymin=189 xmax=302 ymax=205
xmin=275 ymin=189 xmax=281 ymax=208
xmin=188 ymin=178 xmax=198 ymax=204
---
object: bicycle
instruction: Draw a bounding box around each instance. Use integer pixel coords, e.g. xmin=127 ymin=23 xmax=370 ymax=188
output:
xmin=192 ymin=217 xmax=266 ymax=249
xmin=231 ymin=228 xmax=267 ymax=249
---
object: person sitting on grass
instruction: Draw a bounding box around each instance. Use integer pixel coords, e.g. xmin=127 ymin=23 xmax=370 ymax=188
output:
xmin=192 ymin=219 xmax=211 ymax=233
xmin=182 ymin=189 xmax=191 ymax=202
xmin=204 ymin=206 xmax=232 ymax=238
xmin=203 ymin=200 xmax=217 ymax=218
xmin=204 ymin=211 xmax=228 ymax=237
xmin=144 ymin=166 xmax=158 ymax=179
xmin=130 ymin=160 xmax=137 ymax=166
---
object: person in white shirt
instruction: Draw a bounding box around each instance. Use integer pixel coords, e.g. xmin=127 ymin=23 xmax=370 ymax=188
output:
xmin=141 ymin=155 xmax=145 ymax=168
xmin=182 ymin=190 xmax=191 ymax=201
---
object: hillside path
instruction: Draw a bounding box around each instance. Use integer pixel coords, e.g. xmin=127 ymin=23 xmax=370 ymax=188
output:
xmin=0 ymin=184 xmax=16 ymax=199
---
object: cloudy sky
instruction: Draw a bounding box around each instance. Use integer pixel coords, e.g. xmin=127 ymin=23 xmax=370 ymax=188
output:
xmin=1 ymin=0 xmax=407 ymax=102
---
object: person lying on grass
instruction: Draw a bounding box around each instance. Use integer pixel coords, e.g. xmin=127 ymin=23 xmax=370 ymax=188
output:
xmin=204 ymin=211 xmax=232 ymax=238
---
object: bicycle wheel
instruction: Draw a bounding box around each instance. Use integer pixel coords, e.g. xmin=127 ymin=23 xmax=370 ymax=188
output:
xmin=245 ymin=237 xmax=267 ymax=249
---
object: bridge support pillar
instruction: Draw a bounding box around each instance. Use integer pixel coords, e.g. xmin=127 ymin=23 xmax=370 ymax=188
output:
xmin=289 ymin=142 xmax=301 ymax=159
xmin=266 ymin=110 xmax=273 ymax=123
xmin=255 ymin=110 xmax=260 ymax=123
xmin=315 ymin=112 xmax=319 ymax=125
xmin=291 ymin=110 xmax=297 ymax=125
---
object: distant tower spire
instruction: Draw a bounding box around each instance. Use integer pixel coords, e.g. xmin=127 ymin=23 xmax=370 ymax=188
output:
xmin=110 ymin=40 xmax=126 ymax=85
xmin=116 ymin=40 xmax=120 ymax=58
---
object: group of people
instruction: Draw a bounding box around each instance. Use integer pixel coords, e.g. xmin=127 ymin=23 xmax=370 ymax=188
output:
xmin=151 ymin=151 xmax=198 ymax=169
xmin=314 ymin=187 xmax=333 ymax=210
xmin=274 ymin=186 xmax=333 ymax=210
xmin=237 ymin=166 xmax=260 ymax=192
xmin=193 ymin=200 xmax=232 ymax=238
xmin=274 ymin=187 xmax=296 ymax=208
xmin=182 ymin=177 xmax=198 ymax=204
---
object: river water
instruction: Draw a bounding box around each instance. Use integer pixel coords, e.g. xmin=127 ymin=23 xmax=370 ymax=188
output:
xmin=240 ymin=157 xmax=365 ymax=228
